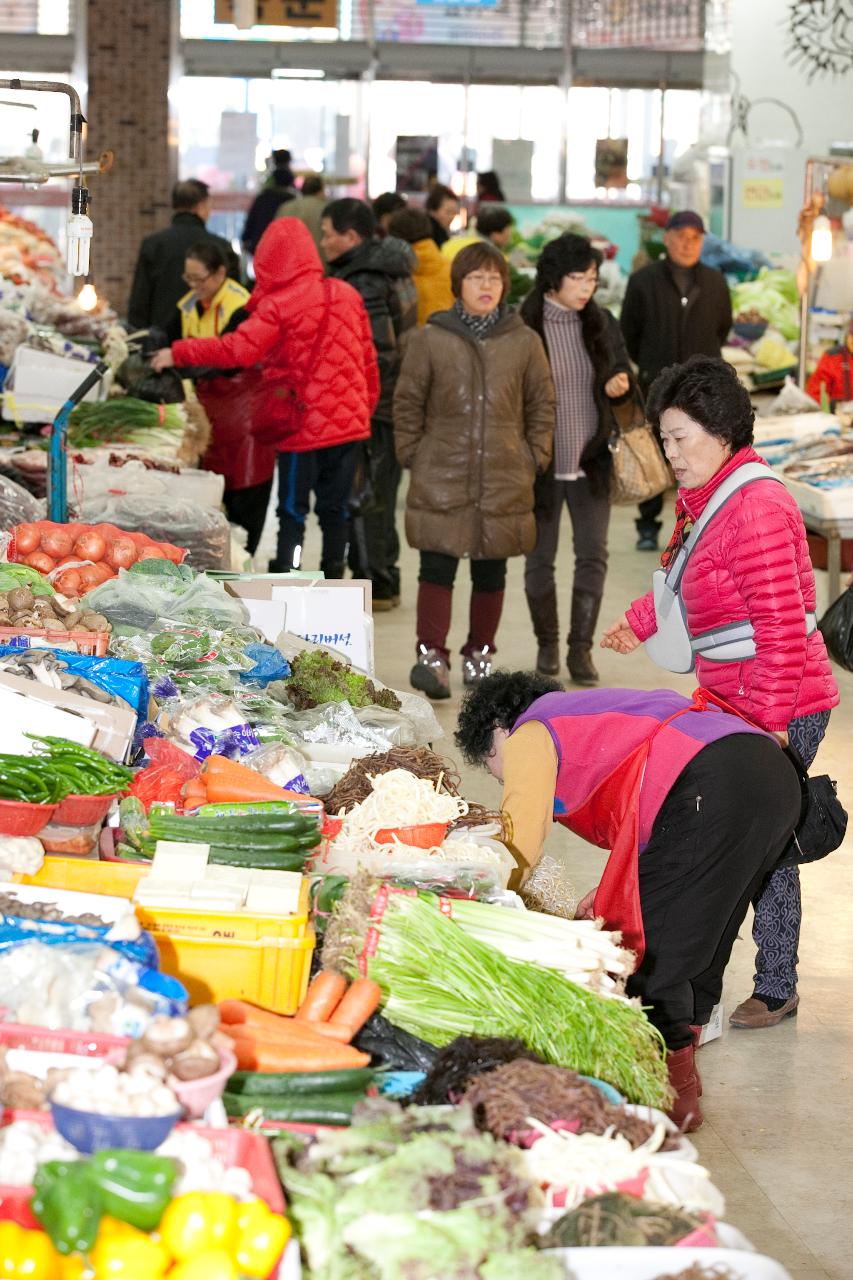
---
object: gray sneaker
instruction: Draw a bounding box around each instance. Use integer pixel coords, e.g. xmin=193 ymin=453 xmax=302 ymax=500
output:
xmin=462 ymin=646 xmax=493 ymax=686
xmin=410 ymin=646 xmax=451 ymax=700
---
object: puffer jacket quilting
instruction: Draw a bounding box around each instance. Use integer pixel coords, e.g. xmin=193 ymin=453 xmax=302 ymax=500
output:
xmin=171 ymin=219 xmax=379 ymax=453
xmin=393 ymin=308 xmax=555 ymax=560
xmin=627 ymin=448 xmax=839 ymax=730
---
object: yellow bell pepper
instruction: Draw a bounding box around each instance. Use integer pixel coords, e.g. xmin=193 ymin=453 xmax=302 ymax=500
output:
xmin=166 ymin=1250 xmax=238 ymax=1280
xmin=0 ymin=1222 xmax=60 ymax=1280
xmin=235 ymin=1201 xmax=291 ymax=1279
xmin=88 ymin=1219 xmax=169 ymax=1279
xmin=158 ymin=1194 xmax=238 ymax=1262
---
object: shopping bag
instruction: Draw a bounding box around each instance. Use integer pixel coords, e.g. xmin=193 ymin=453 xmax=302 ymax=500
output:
xmin=607 ymin=396 xmax=671 ymax=506
xmin=818 ymin=584 xmax=853 ymax=671
xmin=778 ymin=743 xmax=847 ymax=867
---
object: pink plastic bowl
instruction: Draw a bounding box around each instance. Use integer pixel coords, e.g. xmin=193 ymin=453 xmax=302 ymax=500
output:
xmin=169 ymin=1048 xmax=237 ymax=1120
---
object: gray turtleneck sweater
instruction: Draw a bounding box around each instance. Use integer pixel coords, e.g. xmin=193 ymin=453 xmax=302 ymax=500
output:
xmin=542 ymin=297 xmax=599 ymax=479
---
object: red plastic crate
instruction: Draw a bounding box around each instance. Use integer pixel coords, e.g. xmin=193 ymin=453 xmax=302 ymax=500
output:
xmin=0 ymin=1109 xmax=284 ymax=1215
xmin=0 ymin=1022 xmax=127 ymax=1059
xmin=0 ymin=626 xmax=109 ymax=656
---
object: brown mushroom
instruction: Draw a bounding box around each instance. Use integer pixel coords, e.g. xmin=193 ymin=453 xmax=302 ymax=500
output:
xmin=187 ymin=1004 xmax=221 ymax=1042
xmin=142 ymin=1015 xmax=194 ymax=1059
xmin=169 ymin=1039 xmax=220 ymax=1081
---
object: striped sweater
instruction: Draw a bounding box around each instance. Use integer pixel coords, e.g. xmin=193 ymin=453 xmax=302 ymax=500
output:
xmin=542 ymin=298 xmax=599 ymax=478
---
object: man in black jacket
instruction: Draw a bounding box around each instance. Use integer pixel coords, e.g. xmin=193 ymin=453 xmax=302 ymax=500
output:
xmin=242 ymin=150 xmax=297 ymax=256
xmin=127 ymin=179 xmax=240 ymax=332
xmin=322 ymin=198 xmax=418 ymax=609
xmin=620 ymin=210 xmax=732 ymax=549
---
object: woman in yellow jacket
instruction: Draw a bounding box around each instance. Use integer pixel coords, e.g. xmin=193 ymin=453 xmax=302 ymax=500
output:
xmin=387 ymin=208 xmax=454 ymax=327
xmin=164 ymin=242 xmax=275 ymax=554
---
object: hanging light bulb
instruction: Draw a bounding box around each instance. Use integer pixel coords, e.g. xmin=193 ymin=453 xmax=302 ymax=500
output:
xmin=77 ymin=282 xmax=98 ymax=312
xmin=811 ymin=214 xmax=833 ymax=263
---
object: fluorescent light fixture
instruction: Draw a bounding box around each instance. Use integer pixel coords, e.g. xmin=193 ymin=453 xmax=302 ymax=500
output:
xmin=272 ymin=68 xmax=325 ymax=79
xmin=811 ymin=215 xmax=833 ymax=263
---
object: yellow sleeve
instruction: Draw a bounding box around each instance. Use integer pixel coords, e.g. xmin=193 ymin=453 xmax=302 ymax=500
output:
xmin=501 ymin=721 xmax=558 ymax=888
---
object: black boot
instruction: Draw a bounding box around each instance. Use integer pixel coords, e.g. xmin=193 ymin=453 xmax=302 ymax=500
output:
xmin=567 ymin=589 xmax=602 ymax=685
xmin=525 ymin=587 xmax=560 ymax=677
xmin=321 ymin=561 xmax=347 ymax=580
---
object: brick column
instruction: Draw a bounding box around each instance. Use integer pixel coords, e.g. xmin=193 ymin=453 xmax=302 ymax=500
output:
xmin=84 ymin=0 xmax=179 ymax=316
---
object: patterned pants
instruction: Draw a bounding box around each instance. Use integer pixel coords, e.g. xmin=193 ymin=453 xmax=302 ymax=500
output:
xmin=752 ymin=709 xmax=832 ymax=1000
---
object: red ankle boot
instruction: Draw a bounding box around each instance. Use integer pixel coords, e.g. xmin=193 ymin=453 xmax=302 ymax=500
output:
xmin=666 ymin=1044 xmax=703 ymax=1132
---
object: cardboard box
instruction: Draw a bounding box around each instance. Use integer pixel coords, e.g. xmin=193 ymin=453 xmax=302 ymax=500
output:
xmin=0 ymin=670 xmax=136 ymax=762
xmin=224 ymin=575 xmax=374 ymax=674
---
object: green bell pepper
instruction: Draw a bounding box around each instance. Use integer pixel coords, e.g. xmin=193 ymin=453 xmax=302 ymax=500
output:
xmin=87 ymin=1150 xmax=177 ymax=1231
xmin=31 ymin=1160 xmax=103 ymax=1255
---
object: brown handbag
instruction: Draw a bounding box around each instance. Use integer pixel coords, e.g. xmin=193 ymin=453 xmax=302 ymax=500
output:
xmin=607 ymin=392 xmax=672 ymax=506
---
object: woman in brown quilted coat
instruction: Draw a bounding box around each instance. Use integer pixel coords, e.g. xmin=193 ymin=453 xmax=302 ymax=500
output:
xmin=394 ymin=242 xmax=555 ymax=699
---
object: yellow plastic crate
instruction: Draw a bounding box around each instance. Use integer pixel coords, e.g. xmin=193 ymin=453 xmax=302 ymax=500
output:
xmin=19 ymin=858 xmax=311 ymax=942
xmin=153 ymin=929 xmax=315 ymax=1014
xmin=18 ymin=857 xmax=148 ymax=898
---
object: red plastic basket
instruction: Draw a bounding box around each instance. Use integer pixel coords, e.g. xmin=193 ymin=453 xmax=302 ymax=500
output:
xmin=0 ymin=799 xmax=57 ymax=836
xmin=0 ymin=626 xmax=109 ymax=656
xmin=53 ymin=793 xmax=118 ymax=825
xmin=0 ymin=1022 xmax=128 ymax=1059
xmin=0 ymin=1109 xmax=284 ymax=1214
xmin=374 ymin=821 xmax=449 ymax=848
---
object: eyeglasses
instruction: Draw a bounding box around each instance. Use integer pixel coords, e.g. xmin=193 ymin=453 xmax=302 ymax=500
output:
xmin=182 ymin=271 xmax=212 ymax=287
xmin=465 ymin=273 xmax=504 ymax=287
xmin=565 ymin=272 xmax=599 ymax=285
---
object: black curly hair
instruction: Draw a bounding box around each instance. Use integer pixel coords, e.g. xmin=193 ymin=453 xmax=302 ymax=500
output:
xmin=454 ymin=670 xmax=562 ymax=766
xmin=647 ymin=354 xmax=755 ymax=449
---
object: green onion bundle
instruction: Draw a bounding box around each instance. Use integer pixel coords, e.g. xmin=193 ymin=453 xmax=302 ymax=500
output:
xmin=322 ymin=876 xmax=671 ymax=1109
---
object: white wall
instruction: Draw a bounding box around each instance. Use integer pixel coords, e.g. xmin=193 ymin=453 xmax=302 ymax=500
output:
xmin=730 ymin=0 xmax=853 ymax=155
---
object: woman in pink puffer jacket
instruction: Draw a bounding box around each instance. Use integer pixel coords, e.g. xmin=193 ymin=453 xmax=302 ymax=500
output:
xmin=603 ymin=356 xmax=839 ymax=1031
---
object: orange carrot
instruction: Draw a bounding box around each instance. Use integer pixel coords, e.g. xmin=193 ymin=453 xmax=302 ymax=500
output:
xmin=304 ymin=1022 xmax=353 ymax=1043
xmin=294 ymin=971 xmax=347 ymax=1023
xmin=201 ymin=755 xmax=307 ymax=805
xmin=222 ymin=1022 xmax=333 ymax=1050
xmin=231 ymin=1040 xmax=370 ymax=1073
xmin=328 ymin=978 xmax=382 ymax=1035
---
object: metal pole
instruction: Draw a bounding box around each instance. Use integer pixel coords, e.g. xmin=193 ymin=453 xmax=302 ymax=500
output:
xmin=558 ymin=0 xmax=573 ymax=203
xmin=656 ymin=81 xmax=667 ymax=205
xmin=798 ymin=158 xmax=815 ymax=389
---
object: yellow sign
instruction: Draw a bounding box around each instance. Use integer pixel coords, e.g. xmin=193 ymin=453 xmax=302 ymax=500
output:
xmin=742 ymin=178 xmax=784 ymax=209
xmin=215 ymin=0 xmax=338 ymax=28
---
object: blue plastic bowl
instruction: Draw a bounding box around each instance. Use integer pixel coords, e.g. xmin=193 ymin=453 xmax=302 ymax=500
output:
xmin=732 ymin=320 xmax=768 ymax=341
xmin=50 ymin=1101 xmax=182 ymax=1153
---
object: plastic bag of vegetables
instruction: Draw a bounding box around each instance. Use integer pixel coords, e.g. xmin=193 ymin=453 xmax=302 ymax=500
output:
xmin=7 ymin=520 xmax=186 ymax=596
xmin=84 ymin=561 xmax=248 ymax=633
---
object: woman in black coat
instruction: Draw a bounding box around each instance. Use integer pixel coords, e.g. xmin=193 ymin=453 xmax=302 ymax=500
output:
xmin=520 ymin=234 xmax=637 ymax=684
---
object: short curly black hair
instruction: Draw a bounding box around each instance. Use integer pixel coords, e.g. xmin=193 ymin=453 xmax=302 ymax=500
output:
xmin=454 ymin=670 xmax=561 ymax=765
xmin=647 ymin=355 xmax=755 ymax=449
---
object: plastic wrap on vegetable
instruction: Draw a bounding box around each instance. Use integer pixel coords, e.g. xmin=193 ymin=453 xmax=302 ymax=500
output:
xmin=0 ymin=939 xmax=186 ymax=1035
xmin=79 ymin=493 xmax=231 ymax=571
xmin=239 ymin=642 xmax=290 ymax=688
xmin=88 ymin=565 xmax=248 ymax=634
xmin=0 ymin=474 xmax=43 ymax=529
xmin=7 ymin=520 xmax=186 ymax=596
xmin=241 ymin=741 xmax=310 ymax=794
xmin=0 ymin=644 xmax=149 ymax=720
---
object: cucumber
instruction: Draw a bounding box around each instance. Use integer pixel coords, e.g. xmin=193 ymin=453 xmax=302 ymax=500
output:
xmin=226 ymin=1068 xmax=375 ymax=1096
xmin=150 ymin=815 xmax=315 ymax=838
xmin=207 ymin=848 xmax=307 ymax=870
xmin=199 ymin=802 xmax=300 ymax=817
xmin=222 ymin=1091 xmax=360 ymax=1124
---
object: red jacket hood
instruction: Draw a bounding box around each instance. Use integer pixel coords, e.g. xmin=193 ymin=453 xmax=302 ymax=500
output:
xmin=247 ymin=218 xmax=323 ymax=310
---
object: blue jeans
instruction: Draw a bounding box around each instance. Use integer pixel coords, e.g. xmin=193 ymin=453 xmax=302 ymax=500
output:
xmin=752 ymin=709 xmax=832 ymax=1001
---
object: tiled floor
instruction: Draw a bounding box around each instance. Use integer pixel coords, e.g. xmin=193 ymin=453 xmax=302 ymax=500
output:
xmin=260 ymin=492 xmax=853 ymax=1279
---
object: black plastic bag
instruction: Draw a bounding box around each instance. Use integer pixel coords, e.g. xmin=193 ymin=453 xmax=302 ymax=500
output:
xmin=818 ymin=586 xmax=853 ymax=671
xmin=116 ymin=353 xmax=184 ymax=404
xmin=352 ymin=1012 xmax=438 ymax=1073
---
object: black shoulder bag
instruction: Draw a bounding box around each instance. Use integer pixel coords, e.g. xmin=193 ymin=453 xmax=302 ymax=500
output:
xmin=778 ymin=743 xmax=847 ymax=867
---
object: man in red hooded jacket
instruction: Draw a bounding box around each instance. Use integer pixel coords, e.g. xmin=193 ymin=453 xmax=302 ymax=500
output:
xmin=152 ymin=218 xmax=380 ymax=576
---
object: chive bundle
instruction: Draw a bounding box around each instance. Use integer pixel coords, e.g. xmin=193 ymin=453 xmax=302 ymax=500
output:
xmin=323 ymin=877 xmax=671 ymax=1109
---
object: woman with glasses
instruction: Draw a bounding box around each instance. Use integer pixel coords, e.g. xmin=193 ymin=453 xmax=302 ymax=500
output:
xmin=520 ymin=233 xmax=636 ymax=684
xmin=161 ymin=241 xmax=275 ymax=556
xmin=394 ymin=242 xmax=555 ymax=699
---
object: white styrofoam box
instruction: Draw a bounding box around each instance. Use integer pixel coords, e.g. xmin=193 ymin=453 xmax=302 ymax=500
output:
xmin=0 ymin=881 xmax=136 ymax=930
xmin=2 ymin=347 xmax=111 ymax=424
xmin=543 ymin=1247 xmax=792 ymax=1279
xmin=777 ymin=472 xmax=853 ymax=522
xmin=752 ymin=412 xmax=840 ymax=445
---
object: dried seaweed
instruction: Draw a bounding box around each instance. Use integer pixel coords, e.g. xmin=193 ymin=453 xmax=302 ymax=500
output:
xmin=412 ymin=1035 xmax=545 ymax=1105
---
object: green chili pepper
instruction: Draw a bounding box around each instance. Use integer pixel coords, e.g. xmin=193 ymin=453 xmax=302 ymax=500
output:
xmin=31 ymin=1160 xmax=103 ymax=1255
xmin=87 ymin=1150 xmax=178 ymax=1231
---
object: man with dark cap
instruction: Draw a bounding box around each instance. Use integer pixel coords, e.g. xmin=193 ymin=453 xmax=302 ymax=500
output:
xmin=620 ymin=210 xmax=732 ymax=550
xmin=242 ymin=150 xmax=297 ymax=256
